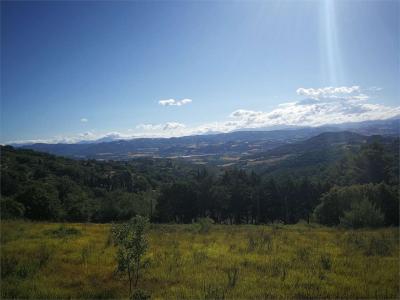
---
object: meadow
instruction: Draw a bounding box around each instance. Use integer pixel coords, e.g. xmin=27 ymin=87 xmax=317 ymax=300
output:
xmin=1 ymin=221 xmax=399 ymax=299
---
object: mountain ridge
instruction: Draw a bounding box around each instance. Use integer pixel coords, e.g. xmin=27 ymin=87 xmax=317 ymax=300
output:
xmin=16 ymin=118 xmax=399 ymax=160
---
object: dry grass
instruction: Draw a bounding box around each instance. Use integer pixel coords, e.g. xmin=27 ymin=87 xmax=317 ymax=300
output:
xmin=1 ymin=221 xmax=399 ymax=299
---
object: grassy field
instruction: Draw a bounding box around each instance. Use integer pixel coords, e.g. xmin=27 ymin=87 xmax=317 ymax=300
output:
xmin=1 ymin=221 xmax=399 ymax=299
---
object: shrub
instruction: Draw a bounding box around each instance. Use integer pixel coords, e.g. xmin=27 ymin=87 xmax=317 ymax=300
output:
xmin=112 ymin=216 xmax=149 ymax=297
xmin=319 ymin=253 xmax=332 ymax=270
xmin=340 ymin=198 xmax=384 ymax=229
xmin=197 ymin=217 xmax=214 ymax=233
xmin=131 ymin=289 xmax=150 ymax=300
xmin=203 ymin=283 xmax=225 ymax=300
xmin=224 ymin=265 xmax=239 ymax=288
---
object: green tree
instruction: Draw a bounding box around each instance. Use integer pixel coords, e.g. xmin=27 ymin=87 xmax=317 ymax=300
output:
xmin=112 ymin=216 xmax=149 ymax=296
xmin=15 ymin=183 xmax=63 ymax=220
xmin=314 ymin=183 xmax=398 ymax=227
xmin=340 ymin=198 xmax=384 ymax=228
xmin=0 ymin=197 xmax=25 ymax=219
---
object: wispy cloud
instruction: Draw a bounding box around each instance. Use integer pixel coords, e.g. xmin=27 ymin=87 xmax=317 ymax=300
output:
xmin=80 ymin=118 xmax=88 ymax=123
xmin=158 ymin=98 xmax=192 ymax=106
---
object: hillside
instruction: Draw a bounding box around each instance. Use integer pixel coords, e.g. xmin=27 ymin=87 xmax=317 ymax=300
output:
xmin=236 ymin=132 xmax=399 ymax=178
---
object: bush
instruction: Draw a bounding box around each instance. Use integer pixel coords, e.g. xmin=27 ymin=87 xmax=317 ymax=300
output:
xmin=340 ymin=198 xmax=384 ymax=229
xmin=197 ymin=217 xmax=214 ymax=233
xmin=112 ymin=216 xmax=149 ymax=297
xmin=202 ymin=283 xmax=225 ymax=300
xmin=131 ymin=289 xmax=150 ymax=300
xmin=319 ymin=253 xmax=332 ymax=270
xmin=224 ymin=265 xmax=239 ymax=288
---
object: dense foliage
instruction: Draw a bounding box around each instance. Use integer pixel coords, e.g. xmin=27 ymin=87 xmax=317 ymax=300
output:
xmin=1 ymin=146 xmax=193 ymax=222
xmin=1 ymin=138 xmax=398 ymax=227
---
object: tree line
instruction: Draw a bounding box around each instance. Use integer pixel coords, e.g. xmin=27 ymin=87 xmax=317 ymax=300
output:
xmin=1 ymin=141 xmax=398 ymax=228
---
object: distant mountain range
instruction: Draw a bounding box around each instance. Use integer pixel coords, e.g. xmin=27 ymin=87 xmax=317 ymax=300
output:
xmin=17 ymin=118 xmax=399 ymax=161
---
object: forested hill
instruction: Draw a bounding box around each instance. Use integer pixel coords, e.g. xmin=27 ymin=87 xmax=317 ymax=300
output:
xmin=0 ymin=145 xmax=199 ymax=221
xmin=1 ymin=133 xmax=399 ymax=227
xmin=237 ymin=131 xmax=399 ymax=177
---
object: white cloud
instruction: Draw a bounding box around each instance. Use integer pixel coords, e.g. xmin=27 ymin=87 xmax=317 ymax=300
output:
xmin=80 ymin=118 xmax=88 ymax=123
xmin=163 ymin=122 xmax=186 ymax=131
xmin=296 ymin=86 xmax=361 ymax=99
xmin=158 ymin=98 xmax=192 ymax=106
xmin=7 ymin=86 xmax=399 ymax=144
xmin=136 ymin=123 xmax=163 ymax=130
xmin=224 ymin=86 xmax=398 ymax=128
xmin=136 ymin=122 xmax=186 ymax=131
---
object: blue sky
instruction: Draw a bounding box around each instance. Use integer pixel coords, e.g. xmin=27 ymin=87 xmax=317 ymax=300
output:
xmin=1 ymin=0 xmax=399 ymax=143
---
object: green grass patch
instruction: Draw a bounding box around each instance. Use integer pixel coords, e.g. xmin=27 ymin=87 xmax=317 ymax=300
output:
xmin=1 ymin=221 xmax=399 ymax=299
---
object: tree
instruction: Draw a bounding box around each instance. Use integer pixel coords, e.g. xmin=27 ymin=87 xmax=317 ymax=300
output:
xmin=15 ymin=183 xmax=63 ymax=220
xmin=156 ymin=182 xmax=198 ymax=223
xmin=112 ymin=216 xmax=149 ymax=297
xmin=313 ymin=183 xmax=398 ymax=227
xmin=0 ymin=197 xmax=25 ymax=219
xmin=340 ymin=198 xmax=384 ymax=228
xmin=313 ymin=185 xmax=359 ymax=226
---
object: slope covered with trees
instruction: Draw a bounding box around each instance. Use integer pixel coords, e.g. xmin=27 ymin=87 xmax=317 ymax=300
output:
xmin=1 ymin=134 xmax=399 ymax=227
xmin=1 ymin=146 xmax=197 ymax=222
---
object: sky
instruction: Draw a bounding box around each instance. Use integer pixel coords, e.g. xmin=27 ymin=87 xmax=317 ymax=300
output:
xmin=1 ymin=0 xmax=399 ymax=144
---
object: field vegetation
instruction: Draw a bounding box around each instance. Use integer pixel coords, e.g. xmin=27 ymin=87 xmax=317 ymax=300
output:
xmin=1 ymin=221 xmax=399 ymax=299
